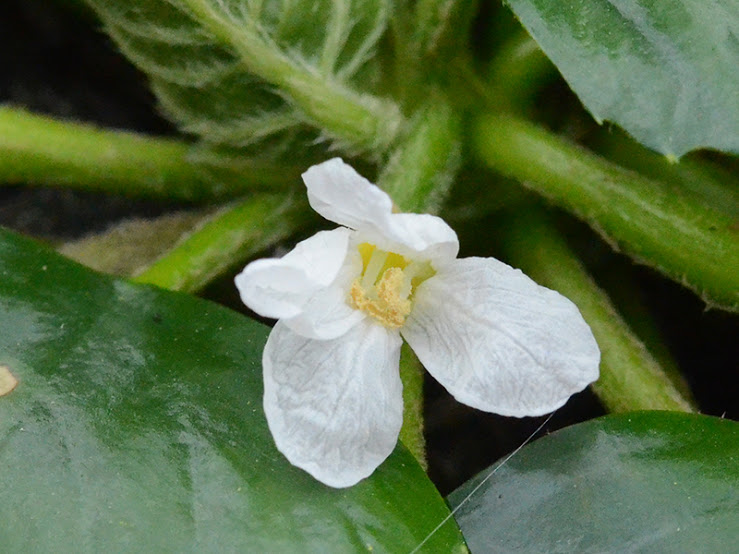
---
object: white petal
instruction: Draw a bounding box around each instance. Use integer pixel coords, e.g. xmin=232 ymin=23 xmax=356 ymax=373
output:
xmin=263 ymin=319 xmax=403 ymax=488
xmin=303 ymin=158 xmax=459 ymax=266
xmin=235 ymin=227 xmax=351 ymax=320
xmin=402 ymin=257 xmax=600 ymax=417
xmin=302 ymin=158 xmax=393 ymax=232
xmin=283 ymin=249 xmax=366 ymax=340
xmin=367 ymin=212 xmax=459 ymax=267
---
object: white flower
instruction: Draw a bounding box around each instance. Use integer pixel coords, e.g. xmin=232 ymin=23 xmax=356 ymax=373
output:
xmin=235 ymin=158 xmax=600 ymax=488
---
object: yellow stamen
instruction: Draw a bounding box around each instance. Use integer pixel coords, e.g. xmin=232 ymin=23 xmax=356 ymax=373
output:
xmin=349 ymin=268 xmax=411 ymax=329
xmin=348 ymin=243 xmax=434 ymax=328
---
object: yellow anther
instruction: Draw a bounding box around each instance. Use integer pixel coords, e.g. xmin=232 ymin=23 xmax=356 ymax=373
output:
xmin=349 ymin=243 xmax=434 ymax=328
xmin=349 ymin=267 xmax=412 ymax=329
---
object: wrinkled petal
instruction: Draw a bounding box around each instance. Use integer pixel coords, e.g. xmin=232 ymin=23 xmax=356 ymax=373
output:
xmin=402 ymin=257 xmax=600 ymax=417
xmin=303 ymin=158 xmax=393 ymax=233
xmin=303 ymin=158 xmax=459 ymax=266
xmin=369 ymin=212 xmax=459 ymax=267
xmin=235 ymin=227 xmax=351 ymax=320
xmin=263 ymin=320 xmax=404 ymax=488
xmin=283 ymin=248 xmax=366 ymax=340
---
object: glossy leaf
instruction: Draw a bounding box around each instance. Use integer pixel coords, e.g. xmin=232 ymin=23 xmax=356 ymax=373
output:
xmin=0 ymin=228 xmax=465 ymax=552
xmin=506 ymin=0 xmax=739 ymax=157
xmin=449 ymin=411 xmax=738 ymax=552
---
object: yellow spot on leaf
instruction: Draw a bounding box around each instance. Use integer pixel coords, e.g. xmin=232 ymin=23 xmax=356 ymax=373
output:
xmin=0 ymin=365 xmax=18 ymax=396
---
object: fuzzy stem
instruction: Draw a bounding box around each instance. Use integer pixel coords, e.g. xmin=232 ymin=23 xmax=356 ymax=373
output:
xmin=380 ymin=97 xmax=462 ymax=214
xmin=0 ymin=107 xmax=294 ymax=201
xmin=473 ymin=112 xmax=739 ymax=311
xmin=595 ymin=264 xmax=695 ymax=403
xmin=133 ymin=194 xmax=311 ymax=293
xmin=591 ymin=128 xmax=739 ymax=220
xmin=377 ymin=96 xmax=462 ymax=466
xmin=500 ymin=210 xmax=696 ymax=413
xmin=398 ymin=343 xmax=427 ymax=469
xmin=59 ymin=210 xmax=213 ymax=276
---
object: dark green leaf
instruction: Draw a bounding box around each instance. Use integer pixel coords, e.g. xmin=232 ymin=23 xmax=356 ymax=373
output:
xmin=505 ymin=0 xmax=739 ymax=156
xmin=0 ymin=228 xmax=465 ymax=552
xmin=449 ymin=411 xmax=738 ymax=552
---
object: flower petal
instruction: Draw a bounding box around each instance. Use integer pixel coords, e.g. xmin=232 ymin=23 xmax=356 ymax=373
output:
xmin=371 ymin=212 xmax=459 ymax=267
xmin=283 ymin=249 xmax=366 ymax=340
xmin=302 ymin=158 xmax=393 ymax=232
xmin=402 ymin=257 xmax=600 ymax=417
xmin=235 ymin=227 xmax=351 ymax=320
xmin=303 ymin=158 xmax=459 ymax=265
xmin=263 ymin=319 xmax=404 ymax=488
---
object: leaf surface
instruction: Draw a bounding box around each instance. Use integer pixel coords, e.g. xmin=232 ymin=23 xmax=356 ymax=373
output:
xmin=449 ymin=411 xmax=738 ymax=552
xmin=506 ymin=0 xmax=739 ymax=156
xmin=0 ymin=227 xmax=465 ymax=552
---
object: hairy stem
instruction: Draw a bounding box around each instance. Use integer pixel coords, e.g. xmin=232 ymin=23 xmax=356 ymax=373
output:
xmin=500 ymin=210 xmax=696 ymax=413
xmin=380 ymin=97 xmax=462 ymax=214
xmin=377 ymin=96 xmax=462 ymax=466
xmin=591 ymin=128 xmax=739 ymax=220
xmin=60 ymin=210 xmax=213 ymax=275
xmin=0 ymin=107 xmax=294 ymax=201
xmin=133 ymin=194 xmax=311 ymax=293
xmin=398 ymin=343 xmax=427 ymax=469
xmin=474 ymin=112 xmax=739 ymax=311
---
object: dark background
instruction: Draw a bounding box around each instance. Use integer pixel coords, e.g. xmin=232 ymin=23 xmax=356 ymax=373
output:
xmin=2 ymin=0 xmax=736 ymax=495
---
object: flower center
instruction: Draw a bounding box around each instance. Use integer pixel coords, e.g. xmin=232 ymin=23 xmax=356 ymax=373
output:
xmin=348 ymin=243 xmax=434 ymax=328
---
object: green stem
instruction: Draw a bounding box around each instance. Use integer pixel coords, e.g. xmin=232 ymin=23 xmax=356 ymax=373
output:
xmin=133 ymin=194 xmax=312 ymax=293
xmin=591 ymin=128 xmax=739 ymax=219
xmin=379 ymin=97 xmax=462 ymax=214
xmin=484 ymin=30 xmax=556 ymax=112
xmin=59 ymin=210 xmax=212 ymax=276
xmin=398 ymin=343 xmax=427 ymax=469
xmin=412 ymin=0 xmax=465 ymax=58
xmin=595 ymin=264 xmax=695 ymax=403
xmin=179 ymin=0 xmax=403 ymax=153
xmin=377 ymin=96 xmax=461 ymax=465
xmin=388 ymin=3 xmax=422 ymax=108
xmin=500 ymin=209 xmax=696 ymax=413
xmin=473 ymin=112 xmax=739 ymax=311
xmin=0 ymin=107 xmax=295 ymax=201
xmin=448 ymin=30 xmax=554 ymax=115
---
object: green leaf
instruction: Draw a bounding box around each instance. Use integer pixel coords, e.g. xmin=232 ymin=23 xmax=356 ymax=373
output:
xmin=449 ymin=412 xmax=738 ymax=552
xmin=0 ymin=228 xmax=465 ymax=552
xmin=505 ymin=0 xmax=739 ymax=157
xmin=83 ymin=0 xmax=402 ymax=154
